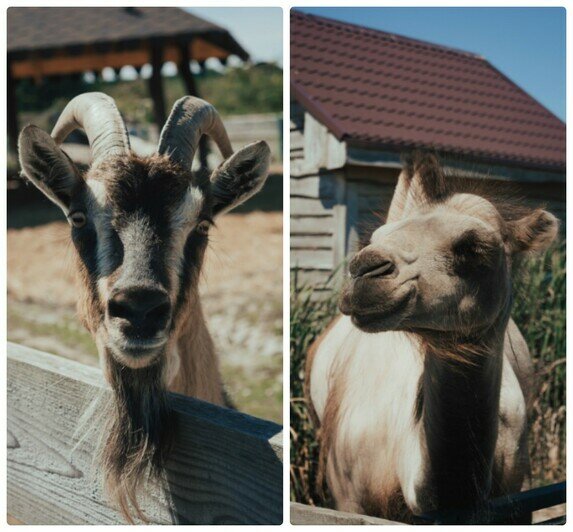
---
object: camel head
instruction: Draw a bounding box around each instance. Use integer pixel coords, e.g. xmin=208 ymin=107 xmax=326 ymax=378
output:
xmin=340 ymin=153 xmax=558 ymax=335
xmin=18 ymin=92 xmax=270 ymax=520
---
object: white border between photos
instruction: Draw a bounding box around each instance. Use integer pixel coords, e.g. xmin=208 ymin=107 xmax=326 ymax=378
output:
xmin=1 ymin=1 xmax=570 ymax=530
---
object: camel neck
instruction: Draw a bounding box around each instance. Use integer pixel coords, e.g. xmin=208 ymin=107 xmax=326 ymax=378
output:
xmin=418 ymin=325 xmax=506 ymax=514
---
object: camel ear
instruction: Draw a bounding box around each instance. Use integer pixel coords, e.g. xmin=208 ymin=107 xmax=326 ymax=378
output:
xmin=507 ymin=209 xmax=559 ymax=254
xmin=18 ymin=125 xmax=81 ymax=214
xmin=210 ymin=140 xmax=270 ymax=216
xmin=386 ymin=168 xmax=409 ymax=223
xmin=387 ymin=152 xmax=449 ymax=223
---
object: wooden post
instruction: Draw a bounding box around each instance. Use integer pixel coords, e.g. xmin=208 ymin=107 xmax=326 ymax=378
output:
xmin=7 ymin=60 xmax=19 ymax=152
xmin=177 ymin=41 xmax=209 ymax=172
xmin=148 ymin=43 xmax=166 ymax=129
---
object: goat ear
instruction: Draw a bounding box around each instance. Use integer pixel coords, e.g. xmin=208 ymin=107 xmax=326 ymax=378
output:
xmin=507 ymin=209 xmax=559 ymax=255
xmin=18 ymin=125 xmax=82 ymax=214
xmin=210 ymin=140 xmax=270 ymax=216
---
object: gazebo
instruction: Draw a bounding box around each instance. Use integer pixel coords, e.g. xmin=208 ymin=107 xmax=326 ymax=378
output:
xmin=7 ymin=7 xmax=249 ymax=150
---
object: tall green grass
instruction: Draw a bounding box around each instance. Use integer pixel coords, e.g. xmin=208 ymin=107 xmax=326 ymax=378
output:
xmin=290 ymin=272 xmax=338 ymax=505
xmin=290 ymin=242 xmax=566 ymax=504
xmin=513 ymin=240 xmax=566 ymax=484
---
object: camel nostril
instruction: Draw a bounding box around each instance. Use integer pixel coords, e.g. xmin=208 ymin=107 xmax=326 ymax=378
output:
xmin=108 ymin=288 xmax=171 ymax=334
xmin=352 ymin=260 xmax=396 ymax=279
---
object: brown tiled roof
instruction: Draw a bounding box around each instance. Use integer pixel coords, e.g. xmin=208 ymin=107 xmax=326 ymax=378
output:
xmin=291 ymin=11 xmax=565 ymax=172
xmin=8 ymin=7 xmax=248 ymax=60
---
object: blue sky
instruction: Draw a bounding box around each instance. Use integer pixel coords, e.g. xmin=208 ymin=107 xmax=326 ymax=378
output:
xmin=297 ymin=7 xmax=565 ymax=121
xmin=187 ymin=8 xmax=283 ymax=66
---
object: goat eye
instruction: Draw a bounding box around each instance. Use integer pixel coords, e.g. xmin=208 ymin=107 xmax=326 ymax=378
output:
xmin=196 ymin=220 xmax=211 ymax=235
xmin=69 ymin=211 xmax=87 ymax=228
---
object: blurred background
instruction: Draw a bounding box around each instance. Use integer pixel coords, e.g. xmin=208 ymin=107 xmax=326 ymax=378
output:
xmin=7 ymin=6 xmax=283 ymax=423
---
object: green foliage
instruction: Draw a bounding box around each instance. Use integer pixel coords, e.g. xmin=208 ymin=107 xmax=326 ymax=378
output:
xmin=16 ymin=63 xmax=283 ymax=122
xmin=513 ymin=240 xmax=566 ymax=484
xmin=197 ymin=63 xmax=283 ymax=116
xmin=290 ymin=270 xmax=337 ymax=505
xmin=290 ymin=243 xmax=566 ymax=504
xmin=16 ymin=76 xmax=91 ymax=113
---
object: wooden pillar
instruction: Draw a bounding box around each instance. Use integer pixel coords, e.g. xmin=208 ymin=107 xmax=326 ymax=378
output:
xmin=177 ymin=41 xmax=209 ymax=171
xmin=7 ymin=60 xmax=19 ymax=152
xmin=148 ymin=43 xmax=166 ymax=129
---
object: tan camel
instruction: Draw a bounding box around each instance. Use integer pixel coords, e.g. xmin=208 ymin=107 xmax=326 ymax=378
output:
xmin=306 ymin=154 xmax=557 ymax=523
xmin=18 ymin=92 xmax=270 ymax=521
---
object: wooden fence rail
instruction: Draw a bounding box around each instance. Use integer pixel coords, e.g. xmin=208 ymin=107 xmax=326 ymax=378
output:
xmin=415 ymin=482 xmax=566 ymax=525
xmin=290 ymin=502 xmax=403 ymax=525
xmin=291 ymin=481 xmax=566 ymax=526
xmin=7 ymin=342 xmax=283 ymax=525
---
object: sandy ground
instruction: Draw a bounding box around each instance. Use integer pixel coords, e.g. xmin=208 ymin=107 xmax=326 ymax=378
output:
xmin=7 ymin=211 xmax=283 ymax=422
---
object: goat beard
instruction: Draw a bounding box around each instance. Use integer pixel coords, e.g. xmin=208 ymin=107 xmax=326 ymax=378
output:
xmin=101 ymin=353 xmax=176 ymax=523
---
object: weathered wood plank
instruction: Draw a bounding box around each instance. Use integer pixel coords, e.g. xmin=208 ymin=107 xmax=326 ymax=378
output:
xmin=290 ymin=175 xmax=337 ymax=199
xmin=290 ymin=129 xmax=304 ymax=151
xmin=291 ymin=197 xmax=335 ymax=217
xmin=291 ymin=158 xmax=318 ymax=177
xmin=303 ymin=112 xmax=347 ymax=171
xmin=291 ymin=175 xmax=321 ymax=198
xmin=290 ymin=249 xmax=334 ymax=270
xmin=290 ymin=502 xmax=403 ymax=525
xmin=332 ymin=173 xmax=348 ymax=269
xmin=290 ymin=216 xmax=334 ymax=235
xmin=346 ymin=147 xmax=566 ymax=184
xmin=7 ymin=343 xmax=283 ymax=525
xmin=290 ymin=217 xmax=334 ymax=236
xmin=290 ymin=234 xmax=333 ymax=250
xmin=291 ymin=147 xmax=304 ymax=160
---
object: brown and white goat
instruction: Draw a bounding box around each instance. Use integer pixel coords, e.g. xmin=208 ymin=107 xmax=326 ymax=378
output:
xmin=306 ymin=154 xmax=558 ymax=523
xmin=18 ymin=92 xmax=270 ymax=521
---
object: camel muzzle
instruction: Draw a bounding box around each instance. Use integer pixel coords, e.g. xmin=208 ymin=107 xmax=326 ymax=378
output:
xmin=349 ymin=246 xmax=400 ymax=280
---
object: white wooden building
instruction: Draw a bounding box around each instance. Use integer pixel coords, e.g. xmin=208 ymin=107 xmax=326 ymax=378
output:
xmin=290 ymin=12 xmax=565 ymax=292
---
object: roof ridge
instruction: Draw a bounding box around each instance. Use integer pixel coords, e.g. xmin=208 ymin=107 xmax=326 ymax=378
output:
xmin=291 ymin=10 xmax=484 ymax=61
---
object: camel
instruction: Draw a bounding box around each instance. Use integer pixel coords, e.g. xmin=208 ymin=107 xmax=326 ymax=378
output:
xmin=18 ymin=92 xmax=270 ymax=522
xmin=306 ymin=154 xmax=558 ymax=523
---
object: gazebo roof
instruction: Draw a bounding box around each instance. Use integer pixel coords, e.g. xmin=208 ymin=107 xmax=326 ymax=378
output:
xmin=291 ymin=11 xmax=565 ymax=173
xmin=8 ymin=7 xmax=249 ymax=78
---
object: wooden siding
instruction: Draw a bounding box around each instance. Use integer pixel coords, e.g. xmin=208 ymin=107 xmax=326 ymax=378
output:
xmin=345 ymin=168 xmax=401 ymax=255
xmin=291 ymin=101 xmax=338 ymax=290
xmin=290 ymin=100 xmax=305 ymax=177
xmin=290 ymin=100 xmax=566 ymax=292
xmin=290 ymin=172 xmax=338 ymax=288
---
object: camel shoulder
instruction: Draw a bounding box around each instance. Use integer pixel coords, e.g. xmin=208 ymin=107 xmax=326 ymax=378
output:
xmin=504 ymin=318 xmax=534 ymax=409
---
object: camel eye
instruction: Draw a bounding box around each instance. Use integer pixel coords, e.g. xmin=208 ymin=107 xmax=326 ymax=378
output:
xmin=452 ymin=230 xmax=496 ymax=276
xmin=196 ymin=220 xmax=211 ymax=235
xmin=69 ymin=211 xmax=87 ymax=228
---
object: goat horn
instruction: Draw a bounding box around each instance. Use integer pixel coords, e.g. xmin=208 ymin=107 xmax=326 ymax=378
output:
xmin=51 ymin=92 xmax=131 ymax=167
xmin=158 ymin=96 xmax=233 ymax=169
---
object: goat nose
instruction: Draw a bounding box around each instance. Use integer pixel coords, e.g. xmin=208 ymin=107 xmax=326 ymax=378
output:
xmin=349 ymin=250 xmax=397 ymax=279
xmin=108 ymin=288 xmax=171 ymax=332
